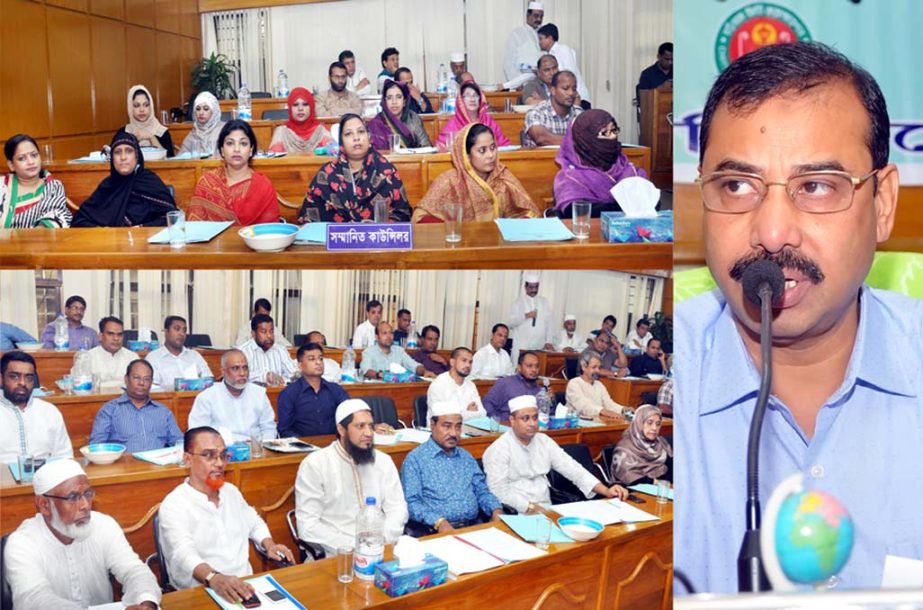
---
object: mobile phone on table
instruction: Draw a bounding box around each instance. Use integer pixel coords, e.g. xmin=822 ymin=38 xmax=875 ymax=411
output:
xmin=627 ymin=494 xmax=646 ymax=504
xmin=263 ymin=589 xmax=287 ymax=603
xmin=241 ymin=593 xmax=262 ymax=608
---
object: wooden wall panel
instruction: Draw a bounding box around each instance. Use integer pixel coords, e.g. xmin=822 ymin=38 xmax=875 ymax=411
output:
xmin=180 ymin=0 xmax=199 ymax=38
xmin=155 ymin=31 xmax=183 ymax=114
xmin=45 ymin=134 xmax=96 ymax=163
xmin=0 ymin=0 xmax=51 ymax=138
xmin=46 ymin=0 xmax=86 ymax=15
xmin=125 ymin=0 xmax=154 ymax=27
xmin=181 ymin=36 xmax=202 ymax=103
xmin=154 ymin=0 xmax=180 ymax=34
xmin=47 ymin=8 xmax=94 ymax=136
xmin=90 ymin=17 xmax=128 ymax=134
xmin=125 ymin=25 xmax=158 ymax=100
xmin=89 ymin=0 xmax=123 ymax=19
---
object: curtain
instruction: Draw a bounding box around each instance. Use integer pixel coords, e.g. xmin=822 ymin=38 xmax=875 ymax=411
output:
xmin=0 ymin=271 xmax=38 ymax=336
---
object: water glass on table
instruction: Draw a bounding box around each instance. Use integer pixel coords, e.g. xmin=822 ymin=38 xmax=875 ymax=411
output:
xmin=389 ymin=133 xmax=402 ymax=151
xmin=655 ymin=480 xmax=670 ymax=504
xmin=504 ymin=98 xmax=513 ymax=113
xmin=166 ymin=210 xmax=186 ymax=248
xmin=535 ymin=515 xmax=552 ymax=550
xmin=302 ymin=207 xmax=321 ymax=223
xmin=17 ymin=454 xmax=44 ymax=483
xmin=373 ymin=200 xmax=390 ymax=224
xmin=572 ymin=202 xmax=592 ymax=239
xmin=43 ymin=144 xmax=54 ymax=164
xmin=443 ymin=202 xmax=463 ymax=243
xmin=250 ymin=429 xmax=263 ymax=458
xmin=337 ymin=546 xmax=355 ymax=583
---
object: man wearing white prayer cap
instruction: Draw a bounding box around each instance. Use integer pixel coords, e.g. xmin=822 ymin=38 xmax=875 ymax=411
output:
xmin=553 ymin=313 xmax=585 ymax=352
xmin=507 ymin=271 xmax=555 ymax=359
xmin=483 ymin=394 xmax=628 ymax=513
xmin=503 ymin=1 xmax=545 ymax=81
xmin=450 ymin=51 xmax=467 ymax=84
xmin=400 ymin=401 xmax=503 ymax=534
xmin=295 ymin=399 xmax=408 ymax=555
xmin=4 ymin=459 xmax=162 ymax=609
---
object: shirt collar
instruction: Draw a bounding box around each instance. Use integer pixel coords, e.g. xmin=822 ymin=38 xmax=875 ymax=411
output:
xmin=699 ymin=285 xmax=916 ymax=416
xmin=425 ymin=437 xmax=458 ymax=458
xmin=114 ymin=392 xmax=154 ymax=409
xmin=0 ymin=394 xmax=31 ymax=412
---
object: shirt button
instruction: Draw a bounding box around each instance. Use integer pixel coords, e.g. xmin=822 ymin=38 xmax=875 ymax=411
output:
xmin=809 ymin=465 xmax=824 ymax=478
xmin=826 ymin=574 xmax=840 ymax=588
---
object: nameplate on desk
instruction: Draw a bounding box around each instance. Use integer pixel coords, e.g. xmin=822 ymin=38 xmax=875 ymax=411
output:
xmin=326 ymin=223 xmax=413 ymax=250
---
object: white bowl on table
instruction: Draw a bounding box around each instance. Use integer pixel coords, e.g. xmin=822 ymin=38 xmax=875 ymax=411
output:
xmin=646 ymin=374 xmax=665 ymax=381
xmin=15 ymin=342 xmax=43 ymax=352
xmin=557 ymin=516 xmax=604 ymax=541
xmin=238 ymin=223 xmax=299 ymax=252
xmin=512 ymin=104 xmax=532 ymax=114
xmin=481 ymin=84 xmax=499 ymax=92
xmin=80 ymin=443 xmax=126 ymax=465
xmin=140 ymin=148 xmax=167 ymax=161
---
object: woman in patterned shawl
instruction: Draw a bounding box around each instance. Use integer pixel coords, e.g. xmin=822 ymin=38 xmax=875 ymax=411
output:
xmin=0 ymin=134 xmax=70 ymax=228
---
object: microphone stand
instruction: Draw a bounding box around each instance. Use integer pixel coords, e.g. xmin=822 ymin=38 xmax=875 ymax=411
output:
xmin=737 ymin=281 xmax=773 ymax=592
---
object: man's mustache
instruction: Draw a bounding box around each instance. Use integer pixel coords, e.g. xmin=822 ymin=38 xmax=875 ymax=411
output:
xmin=729 ymin=249 xmax=825 ymax=285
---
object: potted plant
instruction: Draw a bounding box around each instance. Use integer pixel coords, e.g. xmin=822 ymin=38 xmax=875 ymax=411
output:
xmin=650 ymin=311 xmax=673 ymax=354
xmin=191 ymin=52 xmax=238 ymax=100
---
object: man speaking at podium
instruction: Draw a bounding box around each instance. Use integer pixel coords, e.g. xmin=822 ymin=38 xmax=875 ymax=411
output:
xmin=675 ymin=41 xmax=923 ymax=593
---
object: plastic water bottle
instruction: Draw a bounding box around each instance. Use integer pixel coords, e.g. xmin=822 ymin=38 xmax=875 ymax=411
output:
xmin=435 ymin=63 xmax=447 ymax=94
xmin=444 ymin=79 xmax=457 ymax=114
xmin=237 ymin=83 xmax=252 ymax=121
xmin=354 ymin=497 xmax=385 ymax=580
xmin=53 ymin=314 xmax=69 ymax=351
xmin=71 ymin=349 xmax=92 ymax=394
xmin=341 ymin=341 xmax=356 ymax=383
xmin=536 ymin=379 xmax=553 ymax=428
xmin=276 ymin=69 xmax=289 ymax=98
xmin=406 ymin=321 xmax=419 ymax=349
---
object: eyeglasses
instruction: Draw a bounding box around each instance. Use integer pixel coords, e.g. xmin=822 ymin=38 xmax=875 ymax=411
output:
xmin=696 ymin=169 xmax=877 ymax=214
xmin=191 ymin=449 xmax=229 ymax=462
xmin=44 ymin=489 xmax=96 ymax=504
xmin=128 ymin=375 xmax=153 ymax=383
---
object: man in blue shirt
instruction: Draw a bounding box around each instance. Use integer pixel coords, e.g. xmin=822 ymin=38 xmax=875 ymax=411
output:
xmin=676 ymin=42 xmax=921 ymax=593
xmin=89 ymin=359 xmax=182 ymax=452
xmin=277 ymin=342 xmax=349 ymax=437
xmin=400 ymin=401 xmax=502 ymax=533
xmin=0 ymin=323 xmax=36 ymax=351
xmin=482 ymin=350 xmax=541 ymax=421
xmin=627 ymin=338 xmax=666 ymax=378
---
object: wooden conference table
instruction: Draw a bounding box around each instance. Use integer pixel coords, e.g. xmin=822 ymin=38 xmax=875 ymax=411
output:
xmin=0 ymin=219 xmax=671 ymax=270
xmin=160 ymin=498 xmax=673 ymax=609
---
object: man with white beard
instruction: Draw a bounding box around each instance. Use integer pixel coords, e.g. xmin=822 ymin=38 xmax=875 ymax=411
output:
xmin=3 ymin=459 xmax=161 ymax=609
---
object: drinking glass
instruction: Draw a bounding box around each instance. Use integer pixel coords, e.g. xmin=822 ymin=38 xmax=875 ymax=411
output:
xmin=166 ymin=210 xmax=186 ymax=248
xmin=572 ymin=202 xmax=592 ymax=239
xmin=535 ymin=516 xmax=552 ymax=550
xmin=443 ymin=202 xmax=463 ymax=243
xmin=337 ymin=546 xmax=355 ymax=583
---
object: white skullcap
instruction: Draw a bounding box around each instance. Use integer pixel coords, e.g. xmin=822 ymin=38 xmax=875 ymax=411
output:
xmin=430 ymin=401 xmax=462 ymax=417
xmin=509 ymin=394 xmax=537 ymax=413
xmin=32 ymin=459 xmax=85 ymax=495
xmin=564 ymin=313 xmax=577 ymax=322
xmin=523 ymin=271 xmax=540 ymax=284
xmin=450 ymin=52 xmax=465 ymax=63
xmin=528 ymin=1 xmax=544 ymax=10
xmin=336 ymin=399 xmax=371 ymax=424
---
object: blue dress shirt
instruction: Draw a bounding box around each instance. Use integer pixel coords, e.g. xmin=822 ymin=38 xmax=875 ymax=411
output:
xmin=482 ymin=373 xmax=540 ymax=421
xmin=400 ymin=437 xmax=501 ymax=526
xmin=0 ymin=323 xmax=36 ymax=351
xmin=89 ymin=393 xmax=183 ymax=453
xmin=675 ymin=286 xmax=923 ymax=593
xmin=277 ymin=376 xmax=350 ymax=437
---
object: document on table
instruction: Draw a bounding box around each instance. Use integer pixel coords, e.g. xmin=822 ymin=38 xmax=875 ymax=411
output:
xmin=553 ymin=499 xmax=659 ymax=525
xmin=500 ymin=515 xmax=573 ymax=543
xmin=147 ymin=221 xmax=233 ymax=244
xmin=418 ymin=535 xmax=505 ymax=578
xmin=456 ymin=527 xmax=547 ymax=561
xmin=629 ymin=483 xmax=673 ymax=500
xmin=294 ymin=222 xmax=329 ymax=244
xmin=133 ymin=446 xmax=182 ymax=466
xmin=206 ymin=574 xmax=304 ymax=609
xmin=495 ymin=218 xmax=575 ymax=242
xmin=462 ymin=416 xmax=509 ymax=433
xmin=373 ymin=429 xmax=431 ymax=446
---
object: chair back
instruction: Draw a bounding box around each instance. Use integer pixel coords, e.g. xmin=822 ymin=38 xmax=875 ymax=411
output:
xmin=503 ymin=338 xmax=514 ymax=357
xmin=261 ymin=109 xmax=289 ymax=120
xmin=563 ymin=356 xmax=579 ymax=380
xmin=554 ymin=391 xmax=566 ymax=407
xmin=152 ymin=510 xmax=172 ymax=591
xmin=124 ymin=329 xmax=159 ymax=343
xmin=184 ymin=333 xmax=213 ymax=348
xmin=600 ymin=443 xmax=616 ymax=485
xmin=412 ymin=394 xmax=428 ymax=429
xmin=285 ymin=508 xmax=325 ymax=562
xmin=1 ymin=534 xmax=11 ymax=610
xmin=250 ymin=91 xmax=272 ymax=99
xmin=640 ymin=391 xmax=659 ymax=406
xmin=549 ymin=443 xmax=603 ymax=505
xmin=363 ymin=395 xmax=402 ymax=428
xmin=293 ymin=334 xmax=308 ymax=347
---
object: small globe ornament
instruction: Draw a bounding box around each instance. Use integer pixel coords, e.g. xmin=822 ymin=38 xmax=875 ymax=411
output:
xmin=761 ymin=473 xmax=855 ymax=591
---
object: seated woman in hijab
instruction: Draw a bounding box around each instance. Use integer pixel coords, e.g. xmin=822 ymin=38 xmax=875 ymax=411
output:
xmin=124 ymin=84 xmax=175 ymax=157
xmin=413 ymin=123 xmax=539 ymax=223
xmin=178 ymin=91 xmax=224 ymax=158
xmin=72 ymin=131 xmax=177 ymax=227
xmin=1 ymin=134 xmax=71 ymax=228
xmin=268 ymin=88 xmax=332 ymax=154
xmin=187 ymin=120 xmax=279 ymax=226
xmin=436 ymin=82 xmax=511 ymax=151
xmin=367 ymin=80 xmax=432 ymax=151
xmin=611 ymin=404 xmax=672 ymax=487
xmin=298 ymin=113 xmax=411 ymax=223
xmin=553 ymin=109 xmax=649 ymax=216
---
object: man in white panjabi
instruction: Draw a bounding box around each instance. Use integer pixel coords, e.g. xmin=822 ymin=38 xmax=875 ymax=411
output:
xmin=238 ymin=313 xmax=298 ymax=386
xmin=426 ymin=347 xmax=486 ymax=422
xmin=503 ymin=1 xmax=545 ymax=82
xmin=86 ymin=316 xmax=137 ymax=391
xmin=294 ymin=399 xmax=408 ymax=555
xmin=352 ymin=299 xmax=383 ymax=348
xmin=0 ymin=350 xmax=73 ymax=463
xmin=482 ymin=395 xmax=628 ymax=513
xmin=3 ymin=459 xmax=161 ymax=609
xmin=147 ymin=315 xmax=213 ymax=390
xmin=507 ymin=272 xmax=555 ymax=358
xmin=158 ymin=426 xmax=294 ymax=604
xmin=553 ymin=313 xmax=585 ymax=352
xmin=470 ymin=323 xmax=515 ymax=380
xmin=565 ymin=351 xmax=628 ymax=420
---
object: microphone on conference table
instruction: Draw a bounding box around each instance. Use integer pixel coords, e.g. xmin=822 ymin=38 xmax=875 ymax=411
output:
xmin=737 ymin=259 xmax=784 ymax=593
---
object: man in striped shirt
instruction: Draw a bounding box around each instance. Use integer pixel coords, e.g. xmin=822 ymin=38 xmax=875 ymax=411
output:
xmin=238 ymin=314 xmax=297 ymax=387
xmin=88 ymin=359 xmax=182 ymax=453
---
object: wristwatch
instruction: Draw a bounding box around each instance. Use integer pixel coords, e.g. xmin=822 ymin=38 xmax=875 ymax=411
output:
xmin=204 ymin=570 xmax=219 ymax=586
xmin=434 ymin=517 xmax=446 ymax=529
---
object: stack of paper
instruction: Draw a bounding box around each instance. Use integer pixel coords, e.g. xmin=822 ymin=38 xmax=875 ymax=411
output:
xmin=133 ymin=446 xmax=182 ymax=466
xmin=147 ymin=221 xmax=233 ymax=244
xmin=495 ymin=218 xmax=575 ymax=242
xmin=462 ymin=416 xmax=509 ymax=433
xmin=553 ymin=499 xmax=658 ymax=524
xmin=419 ymin=527 xmax=546 ymax=579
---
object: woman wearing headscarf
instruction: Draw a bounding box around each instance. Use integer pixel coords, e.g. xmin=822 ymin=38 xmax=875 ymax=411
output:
xmin=268 ymin=88 xmax=332 ymax=154
xmin=611 ymin=404 xmax=673 ymax=486
xmin=412 ymin=123 xmax=538 ymax=223
xmin=298 ymin=113 xmax=411 ymax=223
xmin=0 ymin=134 xmax=71 ymax=228
xmin=187 ymin=120 xmax=279 ymax=226
xmin=367 ymin=80 xmax=432 ymax=151
xmin=124 ymin=84 xmax=174 ymax=157
xmin=553 ymin=109 xmax=648 ymax=215
xmin=178 ymin=91 xmax=225 ymax=157
xmin=72 ymin=131 xmax=177 ymax=227
xmin=436 ymin=82 xmax=511 ymax=151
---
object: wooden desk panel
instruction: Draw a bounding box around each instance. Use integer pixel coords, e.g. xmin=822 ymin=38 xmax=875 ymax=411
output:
xmin=0 ymin=220 xmax=671 ymax=270
xmin=601 ymin=377 xmax=664 ymax=406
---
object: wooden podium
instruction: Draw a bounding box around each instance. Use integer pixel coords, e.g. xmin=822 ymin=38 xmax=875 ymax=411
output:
xmin=639 ymin=85 xmax=673 ymax=190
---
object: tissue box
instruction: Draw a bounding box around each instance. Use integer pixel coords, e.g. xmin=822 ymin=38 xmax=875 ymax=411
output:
xmin=383 ymin=371 xmax=417 ymax=383
xmin=600 ymin=211 xmax=673 ymax=243
xmin=173 ymin=376 xmax=215 ymax=391
xmin=226 ymin=442 xmax=250 ymax=462
xmin=374 ymin=553 xmax=448 ymax=598
xmin=542 ymin=415 xmax=579 ymax=430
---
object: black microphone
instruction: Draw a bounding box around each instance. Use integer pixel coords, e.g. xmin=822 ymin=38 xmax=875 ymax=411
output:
xmin=737 ymin=259 xmax=784 ymax=593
